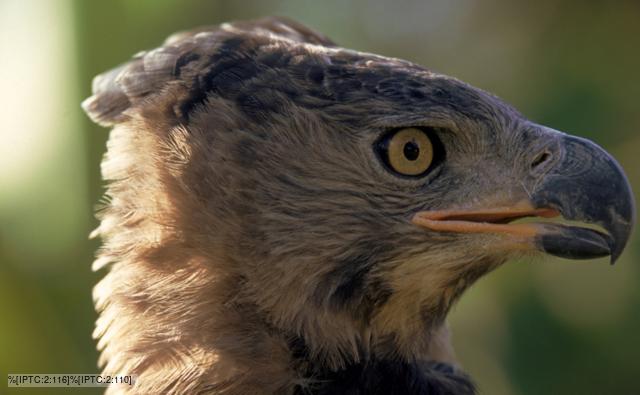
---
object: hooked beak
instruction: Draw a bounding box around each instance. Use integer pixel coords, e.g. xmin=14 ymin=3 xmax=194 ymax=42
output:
xmin=412 ymin=134 xmax=635 ymax=264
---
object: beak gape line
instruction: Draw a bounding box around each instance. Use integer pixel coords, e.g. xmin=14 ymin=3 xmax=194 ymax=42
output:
xmin=413 ymin=135 xmax=635 ymax=264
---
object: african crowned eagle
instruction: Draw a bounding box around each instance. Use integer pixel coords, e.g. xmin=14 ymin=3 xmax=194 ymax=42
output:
xmin=83 ymin=17 xmax=635 ymax=395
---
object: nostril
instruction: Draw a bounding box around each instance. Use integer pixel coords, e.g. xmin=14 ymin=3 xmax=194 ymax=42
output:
xmin=531 ymin=150 xmax=552 ymax=170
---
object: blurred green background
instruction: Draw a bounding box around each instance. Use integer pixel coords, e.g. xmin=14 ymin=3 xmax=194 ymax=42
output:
xmin=1 ymin=1 xmax=638 ymax=394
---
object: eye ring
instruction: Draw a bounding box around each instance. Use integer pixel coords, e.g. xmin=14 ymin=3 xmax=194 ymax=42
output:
xmin=375 ymin=127 xmax=445 ymax=177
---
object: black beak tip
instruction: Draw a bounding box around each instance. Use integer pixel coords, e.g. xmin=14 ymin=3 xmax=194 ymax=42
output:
xmin=607 ymin=159 xmax=636 ymax=265
xmin=531 ymin=133 xmax=636 ymax=265
xmin=609 ymin=220 xmax=634 ymax=265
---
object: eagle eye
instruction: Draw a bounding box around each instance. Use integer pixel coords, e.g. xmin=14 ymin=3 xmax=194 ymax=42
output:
xmin=376 ymin=127 xmax=443 ymax=177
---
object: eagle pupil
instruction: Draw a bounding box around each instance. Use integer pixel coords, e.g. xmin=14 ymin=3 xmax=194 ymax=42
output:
xmin=403 ymin=140 xmax=420 ymax=161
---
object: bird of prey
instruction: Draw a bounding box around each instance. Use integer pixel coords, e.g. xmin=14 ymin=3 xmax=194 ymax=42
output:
xmin=83 ymin=17 xmax=635 ymax=395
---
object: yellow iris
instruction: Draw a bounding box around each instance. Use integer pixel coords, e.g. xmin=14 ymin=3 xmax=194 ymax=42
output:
xmin=386 ymin=128 xmax=434 ymax=176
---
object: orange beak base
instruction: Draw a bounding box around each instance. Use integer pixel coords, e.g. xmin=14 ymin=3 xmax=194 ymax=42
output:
xmin=411 ymin=201 xmax=613 ymax=260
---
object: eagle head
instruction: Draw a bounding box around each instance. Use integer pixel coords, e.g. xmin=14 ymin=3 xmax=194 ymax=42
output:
xmin=83 ymin=17 xmax=635 ymax=394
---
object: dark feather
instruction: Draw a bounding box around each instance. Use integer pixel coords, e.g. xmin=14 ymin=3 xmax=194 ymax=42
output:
xmin=82 ymin=16 xmax=334 ymax=126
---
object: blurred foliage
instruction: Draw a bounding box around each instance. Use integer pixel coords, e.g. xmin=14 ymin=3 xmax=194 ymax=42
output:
xmin=1 ymin=1 xmax=638 ymax=394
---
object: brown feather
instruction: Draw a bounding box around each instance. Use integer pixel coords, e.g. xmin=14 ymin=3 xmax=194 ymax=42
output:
xmin=84 ymin=16 xmax=521 ymax=394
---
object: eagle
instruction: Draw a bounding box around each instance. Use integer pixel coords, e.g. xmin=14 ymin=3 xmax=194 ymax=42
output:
xmin=82 ymin=17 xmax=635 ymax=394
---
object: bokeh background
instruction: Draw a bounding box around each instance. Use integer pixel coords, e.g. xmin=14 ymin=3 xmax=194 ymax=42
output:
xmin=1 ymin=1 xmax=638 ymax=394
